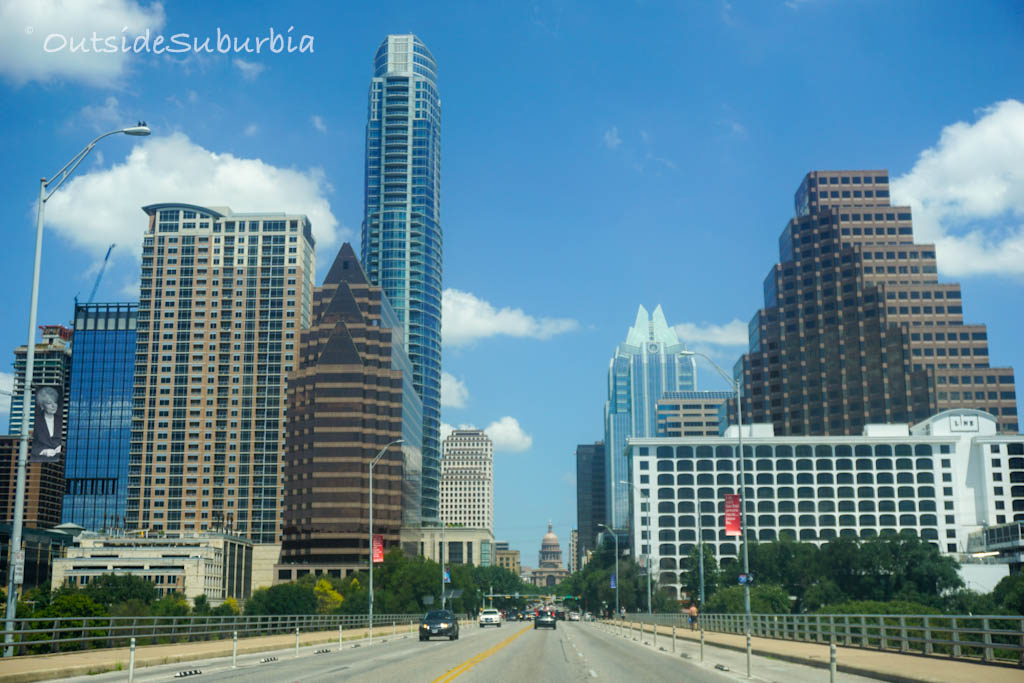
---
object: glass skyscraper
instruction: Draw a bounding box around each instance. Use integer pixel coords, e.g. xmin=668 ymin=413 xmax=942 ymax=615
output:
xmin=62 ymin=303 xmax=137 ymax=530
xmin=361 ymin=34 xmax=442 ymax=521
xmin=604 ymin=305 xmax=697 ymax=528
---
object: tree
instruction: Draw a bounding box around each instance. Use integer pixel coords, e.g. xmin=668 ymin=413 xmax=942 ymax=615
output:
xmin=314 ymin=578 xmax=344 ymax=613
xmin=192 ymin=594 xmax=211 ymax=615
xmin=679 ymin=543 xmax=722 ymax=605
xmin=991 ymin=574 xmax=1024 ymax=615
xmin=213 ymin=596 xmax=240 ymax=616
xmin=704 ymin=584 xmax=790 ymax=614
xmin=802 ymin=579 xmax=847 ymax=612
xmin=83 ymin=573 xmax=158 ymax=608
xmin=152 ymin=592 xmax=190 ymax=617
xmin=245 ymin=582 xmax=317 ymax=615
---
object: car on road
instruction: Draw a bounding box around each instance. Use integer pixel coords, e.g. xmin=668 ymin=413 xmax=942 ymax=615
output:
xmin=534 ymin=610 xmax=557 ymax=630
xmin=420 ymin=609 xmax=459 ymax=641
xmin=569 ymin=611 xmax=580 ymax=621
xmin=479 ymin=608 xmax=502 ymax=627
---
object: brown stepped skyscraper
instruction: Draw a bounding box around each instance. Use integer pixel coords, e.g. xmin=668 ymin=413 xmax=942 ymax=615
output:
xmin=739 ymin=170 xmax=1017 ymax=435
xmin=281 ymin=243 xmax=421 ymax=572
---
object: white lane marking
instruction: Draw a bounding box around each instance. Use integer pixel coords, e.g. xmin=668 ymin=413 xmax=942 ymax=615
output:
xmin=589 ymin=670 xmax=598 ymax=678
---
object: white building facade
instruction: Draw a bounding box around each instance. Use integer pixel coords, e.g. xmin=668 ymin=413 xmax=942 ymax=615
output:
xmin=440 ymin=429 xmax=494 ymax=533
xmin=626 ymin=409 xmax=1024 ymax=601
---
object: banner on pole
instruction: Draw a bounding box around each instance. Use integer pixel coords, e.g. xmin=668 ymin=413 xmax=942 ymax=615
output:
xmin=30 ymin=385 xmax=64 ymax=464
xmin=724 ymin=494 xmax=741 ymax=536
xmin=372 ymin=534 xmax=384 ymax=563
xmin=610 ymin=573 xmax=616 ymax=589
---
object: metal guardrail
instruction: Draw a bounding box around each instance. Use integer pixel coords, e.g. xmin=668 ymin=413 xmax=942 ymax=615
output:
xmin=3 ymin=612 xmax=443 ymax=657
xmin=621 ymin=612 xmax=1024 ymax=666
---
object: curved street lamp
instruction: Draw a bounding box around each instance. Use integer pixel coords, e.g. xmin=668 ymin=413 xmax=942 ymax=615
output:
xmin=4 ymin=124 xmax=151 ymax=658
xmin=368 ymin=438 xmax=402 ymax=642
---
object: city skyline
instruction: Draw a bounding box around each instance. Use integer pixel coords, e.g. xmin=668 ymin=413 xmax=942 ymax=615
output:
xmin=1 ymin=1 xmax=1023 ymax=560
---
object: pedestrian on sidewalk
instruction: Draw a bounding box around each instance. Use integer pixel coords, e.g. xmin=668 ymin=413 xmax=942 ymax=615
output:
xmin=688 ymin=603 xmax=699 ymax=631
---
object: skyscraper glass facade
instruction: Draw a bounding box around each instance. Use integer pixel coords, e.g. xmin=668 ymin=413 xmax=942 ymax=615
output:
xmin=63 ymin=303 xmax=137 ymax=530
xmin=604 ymin=305 xmax=697 ymax=528
xmin=361 ymin=34 xmax=442 ymax=521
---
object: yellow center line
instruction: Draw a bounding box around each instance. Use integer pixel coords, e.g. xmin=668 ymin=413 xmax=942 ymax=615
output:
xmin=431 ymin=624 xmax=533 ymax=683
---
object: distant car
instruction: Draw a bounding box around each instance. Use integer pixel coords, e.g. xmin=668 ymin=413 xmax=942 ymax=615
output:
xmin=420 ymin=609 xmax=459 ymax=641
xmin=555 ymin=610 xmax=566 ymax=621
xmin=523 ymin=612 xmax=533 ymax=621
xmin=569 ymin=611 xmax=580 ymax=621
xmin=534 ymin=610 xmax=557 ymax=630
xmin=479 ymin=608 xmax=502 ymax=628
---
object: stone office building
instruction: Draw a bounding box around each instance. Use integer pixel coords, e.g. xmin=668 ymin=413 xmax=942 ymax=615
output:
xmin=626 ymin=409 xmax=1024 ymax=601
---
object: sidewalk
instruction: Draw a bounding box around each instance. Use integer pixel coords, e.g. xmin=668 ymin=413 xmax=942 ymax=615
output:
xmin=604 ymin=620 xmax=1023 ymax=683
xmin=0 ymin=618 xmax=451 ymax=683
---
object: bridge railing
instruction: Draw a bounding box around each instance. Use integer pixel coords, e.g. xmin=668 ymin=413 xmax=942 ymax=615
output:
xmin=621 ymin=612 xmax=1024 ymax=666
xmin=3 ymin=612 xmax=439 ymax=657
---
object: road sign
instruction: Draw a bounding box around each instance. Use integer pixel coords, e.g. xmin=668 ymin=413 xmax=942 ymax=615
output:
xmin=12 ymin=550 xmax=25 ymax=585
xmin=738 ymin=573 xmax=754 ymax=585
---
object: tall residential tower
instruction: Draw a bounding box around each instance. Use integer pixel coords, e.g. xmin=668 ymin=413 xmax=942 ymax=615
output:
xmin=127 ymin=204 xmax=315 ymax=542
xmin=361 ymin=34 xmax=443 ymax=521
xmin=440 ymin=429 xmax=493 ymax=533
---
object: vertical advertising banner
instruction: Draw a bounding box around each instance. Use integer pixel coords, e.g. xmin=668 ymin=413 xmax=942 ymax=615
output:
xmin=30 ymin=385 xmax=63 ymax=464
xmin=724 ymin=493 xmax=741 ymax=536
xmin=372 ymin=533 xmax=384 ymax=563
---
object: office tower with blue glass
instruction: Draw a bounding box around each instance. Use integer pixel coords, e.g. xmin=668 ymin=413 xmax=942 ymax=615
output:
xmin=361 ymin=34 xmax=442 ymax=521
xmin=604 ymin=305 xmax=697 ymax=529
xmin=62 ymin=303 xmax=137 ymax=531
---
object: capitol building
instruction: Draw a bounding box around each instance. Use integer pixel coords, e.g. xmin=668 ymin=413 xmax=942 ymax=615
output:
xmin=527 ymin=524 xmax=570 ymax=587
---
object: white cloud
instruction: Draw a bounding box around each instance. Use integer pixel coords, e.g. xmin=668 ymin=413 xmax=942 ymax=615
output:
xmin=311 ymin=115 xmax=327 ymax=133
xmin=484 ymin=416 xmax=533 ymax=452
xmin=187 ymin=90 xmax=199 ymax=104
xmin=119 ymin=277 xmax=140 ymax=299
xmin=233 ymin=57 xmax=265 ymax=81
xmin=44 ymin=132 xmax=344 ymax=260
xmin=0 ymin=0 xmax=166 ymax=87
xmin=440 ymin=371 xmax=469 ymax=409
xmin=439 ymin=416 xmax=533 ymax=452
xmin=77 ymin=96 xmax=125 ymax=132
xmin=442 ymin=289 xmax=579 ymax=348
xmin=674 ymin=319 xmax=749 ymax=347
xmin=243 ymin=122 xmax=259 ymax=137
xmin=890 ymin=99 xmax=1024 ymax=277
xmin=602 ymin=126 xmax=622 ymax=149
xmin=0 ymin=372 xmax=12 ymax=417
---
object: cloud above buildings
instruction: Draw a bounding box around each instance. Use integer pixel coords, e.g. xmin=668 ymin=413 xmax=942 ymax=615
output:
xmin=311 ymin=115 xmax=327 ymax=133
xmin=674 ymin=319 xmax=748 ymax=347
xmin=233 ymin=57 xmax=265 ymax=81
xmin=440 ymin=416 xmax=533 ymax=453
xmin=0 ymin=0 xmax=166 ymax=87
xmin=602 ymin=126 xmax=622 ymax=149
xmin=441 ymin=289 xmax=579 ymax=348
xmin=43 ymin=132 xmax=345 ymax=260
xmin=440 ymin=371 xmax=469 ymax=409
xmin=891 ymin=99 xmax=1024 ymax=277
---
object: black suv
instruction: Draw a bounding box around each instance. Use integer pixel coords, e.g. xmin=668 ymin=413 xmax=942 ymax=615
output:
xmin=534 ymin=610 xmax=556 ymax=630
xmin=419 ymin=610 xmax=460 ymax=641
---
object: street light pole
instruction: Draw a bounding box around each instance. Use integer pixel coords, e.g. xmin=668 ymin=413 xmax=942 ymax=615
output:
xmin=3 ymin=124 xmax=150 ymax=658
xmin=620 ymin=480 xmax=652 ymax=614
xmin=598 ymin=523 xmax=618 ymax=617
xmin=369 ymin=439 xmax=402 ymax=642
xmin=681 ymin=349 xmax=752 ymax=677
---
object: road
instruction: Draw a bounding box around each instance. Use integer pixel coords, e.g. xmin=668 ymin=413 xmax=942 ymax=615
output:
xmin=59 ymin=619 xmax=878 ymax=682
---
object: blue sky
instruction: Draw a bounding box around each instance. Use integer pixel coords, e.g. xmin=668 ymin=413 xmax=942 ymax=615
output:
xmin=1 ymin=0 xmax=1023 ymax=566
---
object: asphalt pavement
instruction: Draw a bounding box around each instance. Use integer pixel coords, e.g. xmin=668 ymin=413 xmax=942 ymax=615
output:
xmin=53 ymin=618 xmax=883 ymax=682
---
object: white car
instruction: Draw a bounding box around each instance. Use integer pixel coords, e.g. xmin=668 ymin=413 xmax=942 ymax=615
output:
xmin=479 ymin=608 xmax=502 ymax=627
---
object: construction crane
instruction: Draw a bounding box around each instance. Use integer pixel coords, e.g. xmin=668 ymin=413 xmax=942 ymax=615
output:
xmin=87 ymin=243 xmax=116 ymax=304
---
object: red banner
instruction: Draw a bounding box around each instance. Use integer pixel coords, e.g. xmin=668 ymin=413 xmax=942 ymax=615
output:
xmin=372 ymin=534 xmax=384 ymax=563
xmin=724 ymin=494 xmax=741 ymax=536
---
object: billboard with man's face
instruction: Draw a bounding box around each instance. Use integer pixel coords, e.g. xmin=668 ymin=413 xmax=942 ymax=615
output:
xmin=30 ymin=385 xmax=63 ymax=464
